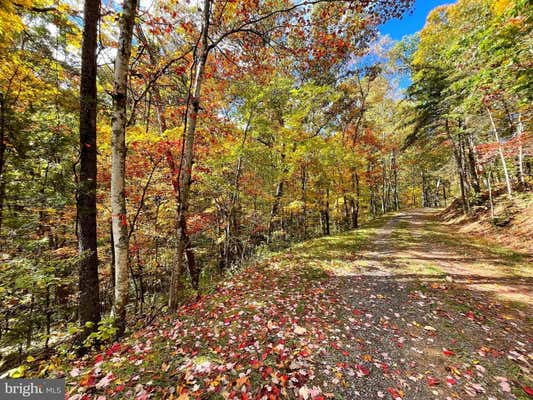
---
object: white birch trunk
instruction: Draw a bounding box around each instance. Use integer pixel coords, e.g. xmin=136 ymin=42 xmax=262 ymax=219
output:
xmin=111 ymin=0 xmax=137 ymax=335
xmin=487 ymin=108 xmax=512 ymax=197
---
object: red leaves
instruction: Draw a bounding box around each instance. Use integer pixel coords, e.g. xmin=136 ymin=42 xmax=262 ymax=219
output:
xmin=442 ymin=348 xmax=455 ymax=356
xmin=524 ymin=386 xmax=533 ymax=397
xmin=79 ymin=373 xmax=95 ymax=388
xmin=427 ymin=376 xmax=440 ymax=386
xmin=387 ymin=387 xmax=401 ymax=399
xmin=446 ymin=377 xmax=457 ymax=385
xmin=356 ymin=364 xmax=370 ymax=376
xmin=352 ymin=309 xmax=361 ymax=316
xmin=106 ymin=342 xmax=121 ymax=356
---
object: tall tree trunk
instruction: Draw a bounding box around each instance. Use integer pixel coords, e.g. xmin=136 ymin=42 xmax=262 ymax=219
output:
xmin=268 ymin=141 xmax=287 ymax=241
xmin=349 ymin=171 xmax=359 ymax=229
xmin=381 ymin=159 xmax=386 ymax=213
xmin=169 ymin=0 xmax=211 ymax=311
xmin=222 ymin=109 xmax=253 ymax=269
xmin=421 ymin=172 xmax=427 ymax=207
xmin=466 ymin=133 xmax=481 ymax=195
xmin=446 ymin=121 xmax=469 ymax=214
xmin=487 ymin=108 xmax=512 ymax=197
xmin=0 ymin=93 xmax=5 ymax=238
xmin=435 ymin=178 xmax=441 ymax=207
xmin=110 ymin=0 xmax=138 ymax=336
xmin=485 ymin=170 xmax=495 ymax=219
xmin=324 ymin=188 xmax=330 ymax=235
xmin=301 ymin=165 xmax=307 ymax=239
xmin=135 ymin=27 xmax=199 ymax=286
xmin=77 ymin=0 xmax=101 ymax=340
xmin=268 ymin=179 xmax=284 ymax=240
xmin=392 ymin=152 xmax=399 ymax=211
xmin=517 ymin=113 xmax=525 ymax=185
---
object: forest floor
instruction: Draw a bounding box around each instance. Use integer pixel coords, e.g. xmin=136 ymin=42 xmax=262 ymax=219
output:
xmin=440 ymin=188 xmax=533 ymax=253
xmin=61 ymin=209 xmax=532 ymax=400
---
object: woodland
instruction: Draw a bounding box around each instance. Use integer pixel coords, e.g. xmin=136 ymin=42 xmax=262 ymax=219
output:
xmin=0 ymin=0 xmax=532 ymax=398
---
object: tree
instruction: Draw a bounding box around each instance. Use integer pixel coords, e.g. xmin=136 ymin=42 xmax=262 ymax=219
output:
xmin=110 ymin=0 xmax=138 ymax=336
xmin=77 ymin=0 xmax=101 ymax=340
xmin=168 ymin=0 xmax=414 ymax=309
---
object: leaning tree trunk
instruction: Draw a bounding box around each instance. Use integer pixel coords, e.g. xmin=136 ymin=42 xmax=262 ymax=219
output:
xmin=110 ymin=0 xmax=138 ymax=336
xmin=487 ymin=108 xmax=512 ymax=197
xmin=77 ymin=0 xmax=101 ymax=340
xmin=169 ymin=0 xmax=211 ymax=311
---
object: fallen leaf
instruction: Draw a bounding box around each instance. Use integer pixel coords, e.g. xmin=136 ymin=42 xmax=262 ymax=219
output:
xmin=427 ymin=376 xmax=440 ymax=386
xmin=442 ymin=348 xmax=455 ymax=356
xmin=294 ymin=325 xmax=307 ymax=335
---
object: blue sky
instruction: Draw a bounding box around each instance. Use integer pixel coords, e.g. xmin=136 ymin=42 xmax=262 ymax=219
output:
xmin=377 ymin=0 xmax=456 ymax=90
xmin=379 ymin=0 xmax=456 ymax=41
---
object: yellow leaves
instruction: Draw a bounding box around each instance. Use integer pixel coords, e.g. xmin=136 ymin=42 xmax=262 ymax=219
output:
xmin=8 ymin=364 xmax=26 ymax=378
xmin=284 ymin=200 xmax=304 ymax=213
xmin=491 ymin=0 xmax=513 ymax=16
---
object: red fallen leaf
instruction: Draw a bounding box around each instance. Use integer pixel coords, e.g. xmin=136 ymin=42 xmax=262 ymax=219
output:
xmin=442 ymin=348 xmax=455 ymax=356
xmin=242 ymin=393 xmax=248 ymax=400
xmin=523 ymin=386 xmax=533 ymax=396
xmin=106 ymin=342 xmax=121 ymax=356
xmin=353 ymin=309 xmax=361 ymax=316
xmin=356 ymin=364 xmax=370 ymax=376
xmin=80 ymin=373 xmax=96 ymax=387
xmin=387 ymin=387 xmax=401 ymax=399
xmin=466 ymin=311 xmax=475 ymax=320
xmin=446 ymin=377 xmax=457 ymax=385
xmin=94 ymin=354 xmax=104 ymax=364
xmin=427 ymin=377 xmax=440 ymax=386
xmin=300 ymin=349 xmax=310 ymax=357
